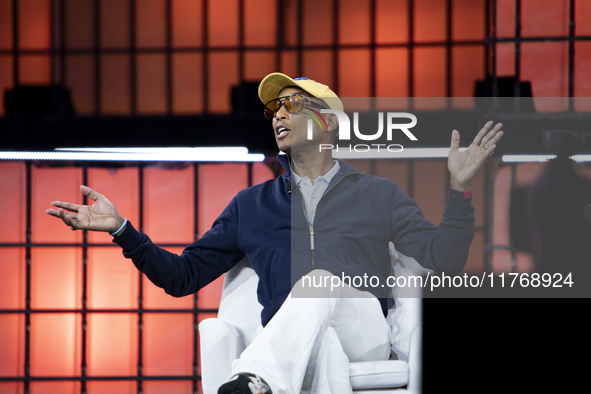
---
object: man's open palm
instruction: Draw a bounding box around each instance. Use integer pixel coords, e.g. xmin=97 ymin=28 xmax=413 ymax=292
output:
xmin=448 ymin=121 xmax=504 ymax=190
xmin=46 ymin=185 xmax=123 ymax=233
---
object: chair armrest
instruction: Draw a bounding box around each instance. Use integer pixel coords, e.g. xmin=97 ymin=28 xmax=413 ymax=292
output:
xmin=198 ymin=318 xmax=244 ymax=394
xmin=406 ymin=322 xmax=422 ymax=394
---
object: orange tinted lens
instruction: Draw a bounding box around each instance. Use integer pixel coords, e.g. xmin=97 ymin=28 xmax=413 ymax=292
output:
xmin=287 ymin=96 xmax=303 ymax=113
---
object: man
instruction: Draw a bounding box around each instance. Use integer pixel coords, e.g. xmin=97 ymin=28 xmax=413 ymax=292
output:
xmin=47 ymin=73 xmax=503 ymax=394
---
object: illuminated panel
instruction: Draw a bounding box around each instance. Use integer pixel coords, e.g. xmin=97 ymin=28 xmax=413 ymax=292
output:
xmin=144 ymin=166 xmax=194 ymax=244
xmin=412 ymin=160 xmax=446 ymax=225
xmin=144 ymin=381 xmax=192 ymax=394
xmin=302 ymin=0 xmax=332 ymax=46
xmin=522 ymin=0 xmax=568 ymax=37
xmin=87 ymin=314 xmax=138 ymax=376
xmin=283 ymin=0 xmax=297 ymax=47
xmin=30 ymin=382 xmax=81 ymax=394
xmin=339 ymin=0 xmax=370 ymax=45
xmin=208 ymin=0 xmax=238 ymax=47
xmin=208 ymin=52 xmax=239 ymax=113
xmin=414 ymin=47 xmax=446 ymax=109
xmin=496 ymin=0 xmax=516 ymax=38
xmin=413 ymin=0 xmax=445 ymax=42
xmin=302 ymin=50 xmax=333 ymax=90
xmin=197 ymin=163 xmax=248 ymax=311
xmin=136 ymin=0 xmax=166 ymax=48
xmin=87 ymin=381 xmax=135 ymax=394
xmin=280 ymin=50 xmax=298 ymax=79
xmin=575 ymin=43 xmax=591 ymax=111
xmin=172 ymin=53 xmax=204 ymax=114
xmin=495 ymin=42 xmax=515 ymax=76
xmin=100 ymin=54 xmax=131 ymax=115
xmin=143 ymin=247 xmax=193 ymax=309
xmin=31 ymin=248 xmax=81 ymax=310
xmin=251 ymin=162 xmax=275 ymax=186
xmin=0 ymin=314 xmax=25 ymax=376
xmin=197 ymin=163 xmax=248 ymax=237
xmin=338 ymin=49 xmax=371 ymax=98
xmin=244 ymin=52 xmax=275 ymax=82
xmin=17 ymin=0 xmax=50 ymax=50
xmin=18 ymin=55 xmax=51 ymax=84
xmin=65 ymin=0 xmax=93 ymax=49
xmin=0 ymin=0 xmax=12 ymax=49
xmin=375 ymin=48 xmax=408 ymax=98
xmin=143 ymin=313 xmax=192 ymax=375
xmin=30 ymin=314 xmax=81 ymax=376
xmin=100 ymin=0 xmax=130 ymax=49
xmin=87 ymin=248 xmax=138 ymax=309
xmin=0 ymin=249 xmax=25 ymax=310
xmin=137 ymin=54 xmax=167 ymax=114
xmin=31 ymin=166 xmax=83 ymax=244
xmin=87 ymin=167 xmax=140 ymax=244
xmin=464 ymin=232 xmax=484 ymax=274
xmin=0 ymin=162 xmax=26 ymax=243
xmin=0 ymin=55 xmax=12 ymax=116
xmin=452 ymin=0 xmax=485 ymax=41
xmin=375 ymin=160 xmax=409 ymax=195
xmin=376 ymin=0 xmax=408 ymax=44
xmin=172 ymin=0 xmax=203 ymax=47
xmin=521 ymin=42 xmax=568 ymax=112
xmin=65 ymin=55 xmax=95 ymax=115
xmin=452 ymin=46 xmax=484 ymax=100
xmin=244 ymin=0 xmax=277 ymax=47
xmin=576 ymin=0 xmax=591 ymax=35
xmin=0 ymin=383 xmax=24 ymax=394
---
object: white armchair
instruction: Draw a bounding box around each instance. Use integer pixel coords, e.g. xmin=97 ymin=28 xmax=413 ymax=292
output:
xmin=199 ymin=243 xmax=426 ymax=394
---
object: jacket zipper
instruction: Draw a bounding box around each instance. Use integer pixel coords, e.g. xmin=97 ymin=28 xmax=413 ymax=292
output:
xmin=298 ymin=171 xmax=362 ymax=270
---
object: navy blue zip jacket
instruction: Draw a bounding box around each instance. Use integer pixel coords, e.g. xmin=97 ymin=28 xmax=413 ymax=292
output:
xmin=114 ymin=155 xmax=475 ymax=327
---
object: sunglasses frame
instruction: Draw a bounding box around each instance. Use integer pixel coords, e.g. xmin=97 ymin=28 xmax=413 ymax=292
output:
xmin=264 ymin=94 xmax=329 ymax=120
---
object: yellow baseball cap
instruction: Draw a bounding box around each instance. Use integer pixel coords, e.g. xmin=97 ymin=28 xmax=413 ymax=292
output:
xmin=258 ymin=72 xmax=344 ymax=111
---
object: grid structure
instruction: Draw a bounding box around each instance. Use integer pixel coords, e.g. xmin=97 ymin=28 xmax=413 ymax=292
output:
xmin=0 ymin=161 xmax=271 ymax=394
xmin=0 ymin=0 xmax=489 ymax=115
xmin=1 ymin=1 xmax=591 ymax=393
xmin=1 ymin=0 xmax=589 ymax=116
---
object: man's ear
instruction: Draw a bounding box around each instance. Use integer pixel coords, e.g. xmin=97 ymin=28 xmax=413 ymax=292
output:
xmin=326 ymin=113 xmax=338 ymax=131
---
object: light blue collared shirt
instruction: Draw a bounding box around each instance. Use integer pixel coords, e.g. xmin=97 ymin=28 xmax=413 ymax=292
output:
xmin=292 ymin=160 xmax=340 ymax=225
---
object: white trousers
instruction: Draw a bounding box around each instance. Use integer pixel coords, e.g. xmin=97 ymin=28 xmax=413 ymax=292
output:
xmin=231 ymin=270 xmax=392 ymax=394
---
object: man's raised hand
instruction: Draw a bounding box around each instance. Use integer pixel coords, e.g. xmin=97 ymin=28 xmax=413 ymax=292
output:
xmin=46 ymin=185 xmax=124 ymax=233
xmin=448 ymin=121 xmax=504 ymax=191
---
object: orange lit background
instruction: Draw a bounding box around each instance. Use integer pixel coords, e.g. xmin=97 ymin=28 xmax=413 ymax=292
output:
xmin=1 ymin=0 xmax=590 ymax=393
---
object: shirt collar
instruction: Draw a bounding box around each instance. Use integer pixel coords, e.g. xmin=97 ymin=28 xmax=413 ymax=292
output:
xmin=292 ymin=160 xmax=340 ymax=186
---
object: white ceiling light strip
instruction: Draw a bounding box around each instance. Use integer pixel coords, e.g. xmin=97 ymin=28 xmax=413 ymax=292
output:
xmin=502 ymin=155 xmax=557 ymax=163
xmin=0 ymin=147 xmax=265 ymax=162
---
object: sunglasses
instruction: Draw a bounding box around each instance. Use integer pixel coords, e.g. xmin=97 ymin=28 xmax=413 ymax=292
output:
xmin=264 ymin=94 xmax=329 ymax=120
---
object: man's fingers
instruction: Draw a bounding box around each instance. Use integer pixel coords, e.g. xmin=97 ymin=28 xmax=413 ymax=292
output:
xmin=50 ymin=201 xmax=80 ymax=212
xmin=45 ymin=208 xmax=59 ymax=217
xmin=480 ymin=123 xmax=503 ymax=147
xmin=483 ymin=144 xmax=496 ymax=158
xmin=80 ymin=185 xmax=103 ymax=202
xmin=473 ymin=120 xmax=493 ymax=146
xmin=57 ymin=208 xmax=78 ymax=227
xmin=450 ymin=130 xmax=460 ymax=151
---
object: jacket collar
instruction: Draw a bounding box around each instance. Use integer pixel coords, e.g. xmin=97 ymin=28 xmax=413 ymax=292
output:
xmin=277 ymin=154 xmax=362 ymax=194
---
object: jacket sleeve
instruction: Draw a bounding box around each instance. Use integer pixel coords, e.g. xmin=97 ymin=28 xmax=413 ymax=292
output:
xmin=390 ymin=186 xmax=475 ymax=275
xmin=113 ymin=196 xmax=245 ymax=297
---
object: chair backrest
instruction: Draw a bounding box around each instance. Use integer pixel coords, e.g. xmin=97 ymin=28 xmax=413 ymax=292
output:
xmin=218 ymin=257 xmax=263 ymax=348
xmin=218 ymin=244 xmax=427 ymax=356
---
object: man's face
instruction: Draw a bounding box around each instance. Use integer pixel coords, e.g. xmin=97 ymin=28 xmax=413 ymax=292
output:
xmin=271 ymin=87 xmax=334 ymax=155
